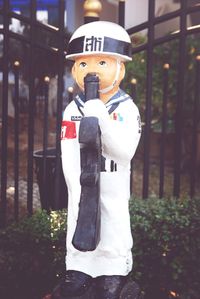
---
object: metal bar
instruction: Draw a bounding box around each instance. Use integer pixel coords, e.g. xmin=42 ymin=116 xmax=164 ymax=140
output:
xmin=127 ymin=11 xmax=180 ymax=36
xmin=173 ymin=0 xmax=187 ymax=198
xmin=131 ymin=27 xmax=200 ymax=56
xmin=9 ymin=31 xmax=59 ymax=54
xmin=8 ymin=18 xmax=200 ymax=56
xmin=68 ymin=87 xmax=74 ymax=104
xmin=83 ymin=0 xmax=101 ymax=24
xmin=130 ymin=78 xmax=137 ymax=195
xmin=9 ymin=10 xmax=60 ymax=33
xmin=130 ymin=158 xmax=134 ymax=195
xmin=127 ymin=21 xmax=149 ymax=35
xmin=190 ymin=56 xmax=200 ymax=198
xmin=27 ymin=0 xmax=37 ymax=215
xmin=130 ymin=78 xmax=137 ymax=102
xmin=54 ymin=0 xmax=65 ymax=210
xmin=0 ymin=0 xmax=10 ymax=227
xmin=84 ymin=16 xmax=99 ymax=24
xmin=142 ymin=0 xmax=155 ymax=199
xmin=13 ymin=61 xmax=20 ymax=221
xmin=159 ymin=64 xmax=169 ymax=198
xmin=132 ymin=44 xmax=148 ymax=55
xmin=118 ymin=0 xmax=125 ymax=27
xmin=127 ymin=5 xmax=200 ymax=35
xmin=42 ymin=77 xmax=49 ymax=210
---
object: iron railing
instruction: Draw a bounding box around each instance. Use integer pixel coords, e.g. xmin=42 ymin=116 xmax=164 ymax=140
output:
xmin=0 ymin=0 xmax=66 ymax=226
xmin=124 ymin=0 xmax=200 ymax=199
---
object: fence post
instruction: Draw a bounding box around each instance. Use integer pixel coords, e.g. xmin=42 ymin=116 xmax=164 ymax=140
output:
xmin=142 ymin=0 xmax=155 ymax=199
xmin=159 ymin=63 xmax=170 ymax=198
xmin=190 ymin=55 xmax=200 ymax=198
xmin=118 ymin=0 xmax=125 ymax=27
xmin=42 ymin=76 xmax=50 ymax=210
xmin=13 ymin=61 xmax=20 ymax=222
xmin=54 ymin=0 xmax=65 ymax=210
xmin=0 ymin=0 xmax=10 ymax=227
xmin=173 ymin=0 xmax=187 ymax=198
xmin=83 ymin=0 xmax=102 ymax=23
xmin=27 ymin=0 xmax=37 ymax=216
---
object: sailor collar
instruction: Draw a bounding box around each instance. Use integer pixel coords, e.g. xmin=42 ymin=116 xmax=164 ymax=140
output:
xmin=74 ymin=89 xmax=130 ymax=115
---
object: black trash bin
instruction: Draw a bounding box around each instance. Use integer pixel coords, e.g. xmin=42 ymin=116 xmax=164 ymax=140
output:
xmin=33 ymin=148 xmax=68 ymax=210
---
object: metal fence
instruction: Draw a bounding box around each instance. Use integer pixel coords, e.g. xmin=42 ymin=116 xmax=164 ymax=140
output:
xmin=0 ymin=0 xmax=66 ymax=226
xmin=124 ymin=0 xmax=200 ymax=200
xmin=0 ymin=0 xmax=200 ymax=227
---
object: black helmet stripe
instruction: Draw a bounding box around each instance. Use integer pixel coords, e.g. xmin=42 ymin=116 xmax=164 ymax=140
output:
xmin=67 ymin=36 xmax=132 ymax=58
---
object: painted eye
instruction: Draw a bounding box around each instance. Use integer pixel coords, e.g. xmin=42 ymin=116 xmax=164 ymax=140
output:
xmin=99 ymin=60 xmax=107 ymax=66
xmin=79 ymin=62 xmax=87 ymax=68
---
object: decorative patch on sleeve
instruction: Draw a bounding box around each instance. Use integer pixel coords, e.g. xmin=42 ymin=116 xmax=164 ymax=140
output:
xmin=110 ymin=112 xmax=123 ymax=121
xmin=61 ymin=121 xmax=77 ymax=139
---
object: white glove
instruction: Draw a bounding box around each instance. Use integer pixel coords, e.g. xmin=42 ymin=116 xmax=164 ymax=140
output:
xmin=83 ymin=99 xmax=110 ymax=132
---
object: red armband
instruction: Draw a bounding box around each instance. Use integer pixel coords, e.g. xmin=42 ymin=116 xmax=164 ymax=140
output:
xmin=61 ymin=121 xmax=77 ymax=140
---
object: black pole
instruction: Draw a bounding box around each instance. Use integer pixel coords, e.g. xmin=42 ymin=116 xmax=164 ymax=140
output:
xmin=68 ymin=87 xmax=74 ymax=103
xmin=131 ymin=78 xmax=137 ymax=103
xmin=190 ymin=56 xmax=200 ymax=198
xmin=0 ymin=0 xmax=10 ymax=227
xmin=130 ymin=78 xmax=137 ymax=195
xmin=42 ymin=77 xmax=49 ymax=210
xmin=173 ymin=0 xmax=187 ymax=198
xmin=84 ymin=16 xmax=99 ymax=24
xmin=14 ymin=61 xmax=20 ymax=221
xmin=142 ymin=0 xmax=155 ymax=199
xmin=118 ymin=0 xmax=125 ymax=27
xmin=83 ymin=0 xmax=101 ymax=24
xmin=159 ymin=63 xmax=169 ymax=198
xmin=27 ymin=0 xmax=36 ymax=215
xmin=54 ymin=0 xmax=65 ymax=210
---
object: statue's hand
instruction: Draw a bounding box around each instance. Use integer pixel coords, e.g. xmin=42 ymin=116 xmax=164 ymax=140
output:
xmin=84 ymin=99 xmax=109 ymax=129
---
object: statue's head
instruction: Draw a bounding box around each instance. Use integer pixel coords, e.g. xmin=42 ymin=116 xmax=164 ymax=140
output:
xmin=66 ymin=21 xmax=132 ymax=101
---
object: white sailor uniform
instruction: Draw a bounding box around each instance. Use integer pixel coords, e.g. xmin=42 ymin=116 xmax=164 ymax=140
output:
xmin=61 ymin=89 xmax=141 ymax=278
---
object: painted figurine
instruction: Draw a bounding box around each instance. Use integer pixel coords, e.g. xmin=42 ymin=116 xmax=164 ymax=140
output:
xmin=60 ymin=21 xmax=141 ymax=299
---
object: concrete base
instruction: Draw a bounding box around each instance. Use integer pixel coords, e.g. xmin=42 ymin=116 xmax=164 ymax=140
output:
xmin=51 ymin=280 xmax=142 ymax=299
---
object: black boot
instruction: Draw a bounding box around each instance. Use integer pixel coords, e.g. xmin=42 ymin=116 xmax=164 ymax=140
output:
xmin=95 ymin=275 xmax=127 ymax=299
xmin=52 ymin=270 xmax=92 ymax=298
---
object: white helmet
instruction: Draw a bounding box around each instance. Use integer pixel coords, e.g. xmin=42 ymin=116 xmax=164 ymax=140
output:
xmin=66 ymin=21 xmax=132 ymax=61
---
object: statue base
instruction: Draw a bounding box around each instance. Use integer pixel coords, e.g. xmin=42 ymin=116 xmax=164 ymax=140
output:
xmin=51 ymin=280 xmax=142 ymax=299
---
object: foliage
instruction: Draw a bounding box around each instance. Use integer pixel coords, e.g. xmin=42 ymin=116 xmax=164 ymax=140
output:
xmin=0 ymin=198 xmax=200 ymax=299
xmin=130 ymin=197 xmax=200 ymax=299
xmin=124 ymin=34 xmax=200 ymax=131
xmin=0 ymin=210 xmax=67 ymax=299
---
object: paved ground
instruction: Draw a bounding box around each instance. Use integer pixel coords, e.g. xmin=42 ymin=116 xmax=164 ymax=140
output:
xmin=6 ymin=178 xmax=41 ymax=223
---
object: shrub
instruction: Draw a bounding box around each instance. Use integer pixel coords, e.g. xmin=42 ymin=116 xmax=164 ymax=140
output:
xmin=0 ymin=210 xmax=67 ymax=299
xmin=130 ymin=197 xmax=200 ymax=299
xmin=0 ymin=198 xmax=199 ymax=299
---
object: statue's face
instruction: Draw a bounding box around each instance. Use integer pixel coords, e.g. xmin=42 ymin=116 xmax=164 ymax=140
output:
xmin=72 ymin=54 xmax=125 ymax=94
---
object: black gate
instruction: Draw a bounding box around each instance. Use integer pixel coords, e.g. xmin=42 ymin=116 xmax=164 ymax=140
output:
xmin=0 ymin=0 xmax=67 ymax=226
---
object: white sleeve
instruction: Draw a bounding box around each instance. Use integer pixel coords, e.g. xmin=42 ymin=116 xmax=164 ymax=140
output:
xmin=84 ymin=99 xmax=141 ymax=166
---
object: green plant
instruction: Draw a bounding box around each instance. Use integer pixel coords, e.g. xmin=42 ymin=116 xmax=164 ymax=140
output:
xmin=0 ymin=209 xmax=67 ymax=299
xmin=0 ymin=197 xmax=200 ymax=299
xmin=124 ymin=34 xmax=200 ymax=131
xmin=130 ymin=197 xmax=200 ymax=299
